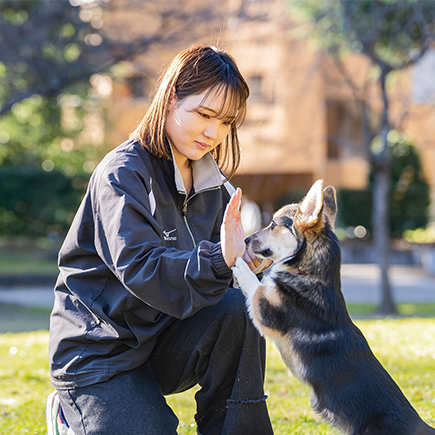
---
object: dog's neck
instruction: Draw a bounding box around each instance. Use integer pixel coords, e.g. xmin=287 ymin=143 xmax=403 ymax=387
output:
xmin=285 ymin=265 xmax=308 ymax=276
xmin=281 ymin=230 xmax=342 ymax=289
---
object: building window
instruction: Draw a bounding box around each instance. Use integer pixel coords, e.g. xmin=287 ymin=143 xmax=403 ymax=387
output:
xmin=249 ymin=75 xmax=263 ymax=103
xmin=127 ymin=76 xmax=146 ymax=99
xmin=411 ymin=48 xmax=435 ymax=104
xmin=326 ymin=100 xmax=365 ymax=160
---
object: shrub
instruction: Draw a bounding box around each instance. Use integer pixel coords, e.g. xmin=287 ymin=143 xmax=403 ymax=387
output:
xmin=337 ymin=138 xmax=430 ymax=238
xmin=0 ymin=166 xmax=89 ymax=238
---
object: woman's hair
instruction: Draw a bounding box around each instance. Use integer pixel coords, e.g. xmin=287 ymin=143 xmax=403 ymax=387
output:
xmin=130 ymin=44 xmax=250 ymax=179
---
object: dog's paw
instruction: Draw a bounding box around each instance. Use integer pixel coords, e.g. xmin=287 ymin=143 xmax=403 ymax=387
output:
xmin=232 ymin=257 xmax=260 ymax=296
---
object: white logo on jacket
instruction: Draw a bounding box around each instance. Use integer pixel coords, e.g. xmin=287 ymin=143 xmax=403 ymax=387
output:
xmin=163 ymin=229 xmax=177 ymax=241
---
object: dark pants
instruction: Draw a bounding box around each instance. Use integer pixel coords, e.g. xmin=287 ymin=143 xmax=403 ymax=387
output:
xmin=57 ymin=288 xmax=274 ymax=435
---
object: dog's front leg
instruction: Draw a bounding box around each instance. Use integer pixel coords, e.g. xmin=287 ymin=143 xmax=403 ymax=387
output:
xmin=232 ymin=257 xmax=266 ymax=335
xmin=232 ymin=257 xmax=261 ymax=298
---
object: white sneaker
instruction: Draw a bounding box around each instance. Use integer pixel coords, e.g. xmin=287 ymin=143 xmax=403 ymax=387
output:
xmin=45 ymin=391 xmax=74 ymax=435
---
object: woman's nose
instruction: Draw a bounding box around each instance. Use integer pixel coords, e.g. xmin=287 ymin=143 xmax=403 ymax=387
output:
xmin=203 ymin=120 xmax=219 ymax=140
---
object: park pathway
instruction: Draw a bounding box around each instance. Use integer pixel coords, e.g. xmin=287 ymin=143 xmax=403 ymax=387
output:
xmin=0 ymin=264 xmax=434 ymax=308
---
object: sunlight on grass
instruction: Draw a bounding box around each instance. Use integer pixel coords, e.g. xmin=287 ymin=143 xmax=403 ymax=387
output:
xmin=0 ymin=331 xmax=50 ymax=434
xmin=165 ymin=318 xmax=435 ymax=434
xmin=0 ymin=319 xmax=434 ymax=434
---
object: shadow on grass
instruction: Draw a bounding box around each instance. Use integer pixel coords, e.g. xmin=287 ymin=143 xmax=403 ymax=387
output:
xmin=347 ymin=303 xmax=435 ymax=320
xmin=0 ymin=302 xmax=434 ymax=334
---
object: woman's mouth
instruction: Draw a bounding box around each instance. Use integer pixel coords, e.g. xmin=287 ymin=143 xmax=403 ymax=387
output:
xmin=195 ymin=141 xmax=210 ymax=151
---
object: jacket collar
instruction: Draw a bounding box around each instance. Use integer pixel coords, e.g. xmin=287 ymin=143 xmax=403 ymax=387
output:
xmin=168 ymin=142 xmax=226 ymax=194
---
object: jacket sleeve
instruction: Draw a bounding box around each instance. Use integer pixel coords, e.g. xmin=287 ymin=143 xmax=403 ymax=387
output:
xmin=92 ymin=158 xmax=233 ymax=320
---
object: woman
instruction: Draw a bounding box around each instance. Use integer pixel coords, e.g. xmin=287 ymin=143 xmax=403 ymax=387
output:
xmin=46 ymin=44 xmax=274 ymax=435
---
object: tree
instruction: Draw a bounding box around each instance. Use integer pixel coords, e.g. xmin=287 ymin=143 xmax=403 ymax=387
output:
xmin=0 ymin=0 xmax=232 ymax=173
xmin=0 ymin=0 xmax=229 ymax=116
xmin=387 ymin=132 xmax=430 ymax=238
xmin=0 ymin=0 xmax=235 ymax=238
xmin=337 ymin=133 xmax=430 ymax=239
xmin=293 ymin=0 xmax=435 ymax=314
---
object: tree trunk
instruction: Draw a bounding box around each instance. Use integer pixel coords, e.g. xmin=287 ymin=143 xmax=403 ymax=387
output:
xmin=372 ymin=165 xmax=397 ymax=315
xmin=371 ymin=70 xmax=397 ymax=316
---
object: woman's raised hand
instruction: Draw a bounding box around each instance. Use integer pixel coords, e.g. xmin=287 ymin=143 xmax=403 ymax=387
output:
xmin=221 ymin=188 xmax=245 ymax=268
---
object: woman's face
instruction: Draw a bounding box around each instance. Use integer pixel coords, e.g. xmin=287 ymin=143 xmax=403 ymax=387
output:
xmin=164 ymin=88 xmax=235 ymax=168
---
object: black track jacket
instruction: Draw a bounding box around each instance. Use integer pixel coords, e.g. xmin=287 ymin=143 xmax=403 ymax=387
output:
xmin=49 ymin=139 xmax=234 ymax=389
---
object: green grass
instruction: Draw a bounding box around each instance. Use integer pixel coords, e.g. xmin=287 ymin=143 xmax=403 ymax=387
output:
xmin=347 ymin=303 xmax=435 ymax=318
xmin=1 ymin=317 xmax=435 ymax=434
xmin=0 ymin=250 xmax=58 ymax=275
xmin=0 ymin=238 xmax=59 ymax=276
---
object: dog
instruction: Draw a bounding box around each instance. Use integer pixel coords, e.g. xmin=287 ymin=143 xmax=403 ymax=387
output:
xmin=232 ymin=180 xmax=435 ymax=435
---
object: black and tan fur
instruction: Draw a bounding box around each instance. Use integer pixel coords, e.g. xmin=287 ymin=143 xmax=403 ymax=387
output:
xmin=232 ymin=180 xmax=435 ymax=435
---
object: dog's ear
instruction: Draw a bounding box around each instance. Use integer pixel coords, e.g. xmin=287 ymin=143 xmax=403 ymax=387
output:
xmin=323 ymin=186 xmax=337 ymax=229
xmin=297 ymin=179 xmax=323 ymax=229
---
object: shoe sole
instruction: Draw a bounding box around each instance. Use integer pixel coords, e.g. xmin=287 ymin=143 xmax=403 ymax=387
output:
xmin=46 ymin=391 xmax=59 ymax=435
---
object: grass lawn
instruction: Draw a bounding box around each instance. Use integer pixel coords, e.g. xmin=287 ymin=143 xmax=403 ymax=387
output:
xmin=0 ymin=249 xmax=58 ymax=276
xmin=0 ymin=316 xmax=434 ymax=434
xmin=0 ymin=238 xmax=59 ymax=276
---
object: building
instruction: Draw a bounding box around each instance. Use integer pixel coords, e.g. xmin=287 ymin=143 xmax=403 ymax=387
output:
xmin=102 ymin=0 xmax=435 ymax=222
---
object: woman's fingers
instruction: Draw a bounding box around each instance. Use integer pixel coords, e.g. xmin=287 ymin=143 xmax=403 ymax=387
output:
xmin=223 ymin=189 xmax=275 ymax=272
xmin=221 ymin=188 xmax=245 ymax=268
xmin=223 ymin=188 xmax=242 ymax=223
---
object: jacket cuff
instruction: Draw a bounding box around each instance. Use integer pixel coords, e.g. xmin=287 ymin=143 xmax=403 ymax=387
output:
xmin=211 ymin=242 xmax=233 ymax=279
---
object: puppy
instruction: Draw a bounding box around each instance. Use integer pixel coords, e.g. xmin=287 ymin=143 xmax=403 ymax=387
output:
xmin=232 ymin=180 xmax=435 ymax=435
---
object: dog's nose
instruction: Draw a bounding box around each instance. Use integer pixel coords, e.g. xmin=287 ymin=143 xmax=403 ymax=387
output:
xmin=244 ymin=235 xmax=252 ymax=245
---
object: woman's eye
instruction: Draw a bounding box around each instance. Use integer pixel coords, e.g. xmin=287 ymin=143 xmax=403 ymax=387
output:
xmin=198 ymin=112 xmax=210 ymax=119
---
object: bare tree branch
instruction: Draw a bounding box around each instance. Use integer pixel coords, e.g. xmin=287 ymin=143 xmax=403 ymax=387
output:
xmin=0 ymin=0 xmax=234 ymax=116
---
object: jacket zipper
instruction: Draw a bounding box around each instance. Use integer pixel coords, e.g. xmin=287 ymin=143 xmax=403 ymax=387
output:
xmin=182 ymin=186 xmax=221 ymax=249
xmin=182 ymin=200 xmax=196 ymax=248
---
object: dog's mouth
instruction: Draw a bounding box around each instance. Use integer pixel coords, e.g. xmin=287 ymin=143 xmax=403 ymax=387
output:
xmin=248 ymin=234 xmax=305 ymax=264
xmin=256 ymin=248 xmax=273 ymax=259
xmin=245 ymin=237 xmax=272 ymax=260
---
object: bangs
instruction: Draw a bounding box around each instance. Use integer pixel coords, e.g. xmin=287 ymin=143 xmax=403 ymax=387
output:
xmin=175 ymin=45 xmax=249 ymax=127
xmin=200 ymin=83 xmax=247 ymax=127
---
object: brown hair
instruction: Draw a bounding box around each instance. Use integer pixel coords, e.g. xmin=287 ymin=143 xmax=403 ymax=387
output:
xmin=130 ymin=44 xmax=249 ymax=178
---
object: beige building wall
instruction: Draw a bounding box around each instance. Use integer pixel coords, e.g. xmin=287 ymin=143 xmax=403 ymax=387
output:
xmin=102 ymin=0 xmax=435 ymax=216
